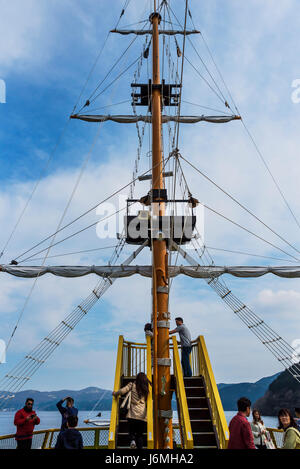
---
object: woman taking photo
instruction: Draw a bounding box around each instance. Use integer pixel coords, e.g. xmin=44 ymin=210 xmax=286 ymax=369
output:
xmin=278 ymin=408 xmax=300 ymax=449
xmin=112 ymin=372 xmax=151 ymax=449
xmin=251 ymin=409 xmax=267 ymax=449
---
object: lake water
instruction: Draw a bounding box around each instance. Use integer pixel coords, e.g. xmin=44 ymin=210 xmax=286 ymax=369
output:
xmin=0 ymin=410 xmax=278 ymax=436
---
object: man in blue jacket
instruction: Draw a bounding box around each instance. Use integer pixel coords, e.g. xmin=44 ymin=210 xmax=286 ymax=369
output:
xmin=56 ymin=396 xmax=78 ymax=431
xmin=55 ymin=415 xmax=83 ymax=450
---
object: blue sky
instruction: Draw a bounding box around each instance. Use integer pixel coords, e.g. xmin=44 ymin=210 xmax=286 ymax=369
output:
xmin=1 ymin=0 xmax=300 ymax=393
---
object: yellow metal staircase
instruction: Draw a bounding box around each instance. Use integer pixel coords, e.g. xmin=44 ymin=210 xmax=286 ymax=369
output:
xmin=109 ymin=335 xmax=229 ymax=449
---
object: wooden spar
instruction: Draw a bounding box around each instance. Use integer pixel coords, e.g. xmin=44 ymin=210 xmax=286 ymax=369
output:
xmin=151 ymin=10 xmax=173 ymax=449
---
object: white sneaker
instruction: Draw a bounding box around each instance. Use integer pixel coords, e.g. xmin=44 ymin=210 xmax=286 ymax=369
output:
xmin=130 ymin=440 xmax=137 ymax=449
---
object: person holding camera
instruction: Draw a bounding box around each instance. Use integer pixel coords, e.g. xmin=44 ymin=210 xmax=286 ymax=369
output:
xmin=56 ymin=396 xmax=78 ymax=431
xmin=14 ymin=398 xmax=40 ymax=449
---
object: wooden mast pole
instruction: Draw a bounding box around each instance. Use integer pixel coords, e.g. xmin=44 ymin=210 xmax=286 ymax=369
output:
xmin=151 ymin=3 xmax=173 ymax=449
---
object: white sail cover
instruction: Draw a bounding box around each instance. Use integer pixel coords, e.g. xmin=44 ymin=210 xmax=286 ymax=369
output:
xmin=70 ymin=114 xmax=240 ymax=124
xmin=110 ymin=29 xmax=200 ymax=35
xmin=1 ymin=265 xmax=300 ymax=279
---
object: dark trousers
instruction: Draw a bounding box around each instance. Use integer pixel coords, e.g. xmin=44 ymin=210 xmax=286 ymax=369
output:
xmin=181 ymin=346 xmax=192 ymax=377
xmin=128 ymin=418 xmax=146 ymax=449
xmin=16 ymin=439 xmax=32 ymax=450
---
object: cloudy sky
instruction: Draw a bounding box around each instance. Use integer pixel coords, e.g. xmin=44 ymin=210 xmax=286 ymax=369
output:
xmin=0 ymin=0 xmax=300 ymax=394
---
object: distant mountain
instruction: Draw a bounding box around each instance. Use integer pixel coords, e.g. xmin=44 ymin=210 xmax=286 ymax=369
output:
xmin=254 ymin=368 xmax=300 ymax=416
xmin=0 ymin=387 xmax=112 ymax=411
xmin=0 ymin=372 xmax=282 ymax=412
xmin=217 ymin=372 xmax=281 ymax=411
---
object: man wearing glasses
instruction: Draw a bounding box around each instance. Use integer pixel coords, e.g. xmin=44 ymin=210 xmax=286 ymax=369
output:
xmin=14 ymin=398 xmax=40 ymax=449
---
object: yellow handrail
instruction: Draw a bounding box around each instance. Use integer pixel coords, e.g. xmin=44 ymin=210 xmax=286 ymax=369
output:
xmin=197 ymin=336 xmax=229 ymax=449
xmin=172 ymin=336 xmax=193 ymax=449
xmin=146 ymin=335 xmax=154 ymax=449
xmin=0 ymin=426 xmax=110 ymax=449
xmin=108 ymin=335 xmax=124 ymax=449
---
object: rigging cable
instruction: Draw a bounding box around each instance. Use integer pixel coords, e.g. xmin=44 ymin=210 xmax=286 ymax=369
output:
xmin=173 ymin=161 xmax=300 ymax=382
xmin=13 ymin=157 xmax=171 ymax=264
xmin=0 ymin=0 xmax=133 ymax=261
xmin=187 ymin=6 xmax=300 ymax=234
xmin=179 ymin=154 xmax=300 ymax=257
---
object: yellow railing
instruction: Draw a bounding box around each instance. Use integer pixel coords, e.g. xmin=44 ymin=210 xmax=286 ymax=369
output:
xmin=197 ymin=336 xmax=229 ymax=449
xmin=0 ymin=426 xmax=110 ymax=449
xmin=172 ymin=336 xmax=193 ymax=449
xmin=108 ymin=335 xmax=124 ymax=449
xmin=146 ymin=335 xmax=154 ymax=449
xmin=267 ymin=428 xmax=284 ymax=449
xmin=123 ymin=340 xmax=147 ymax=377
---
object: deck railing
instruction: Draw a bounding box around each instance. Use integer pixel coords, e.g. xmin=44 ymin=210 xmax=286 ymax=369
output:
xmin=172 ymin=336 xmax=193 ymax=449
xmin=0 ymin=426 xmax=110 ymax=449
xmin=108 ymin=335 xmax=124 ymax=449
xmin=266 ymin=428 xmax=284 ymax=448
xmin=196 ymin=336 xmax=229 ymax=449
xmin=146 ymin=335 xmax=154 ymax=449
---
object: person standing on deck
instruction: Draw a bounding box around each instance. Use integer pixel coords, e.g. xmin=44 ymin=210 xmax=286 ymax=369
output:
xmin=278 ymin=408 xmax=300 ymax=449
xmin=112 ymin=372 xmax=151 ymax=449
xmin=228 ymin=397 xmax=256 ymax=449
xmin=55 ymin=415 xmax=83 ymax=450
xmin=14 ymin=398 xmax=40 ymax=449
xmin=169 ymin=317 xmax=192 ymax=377
xmin=56 ymin=396 xmax=78 ymax=431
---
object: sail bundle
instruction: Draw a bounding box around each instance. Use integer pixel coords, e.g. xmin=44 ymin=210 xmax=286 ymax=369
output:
xmin=2 ymin=264 xmax=300 ymax=279
xmin=70 ymin=114 xmax=241 ymax=124
xmin=110 ymin=29 xmax=200 ymax=36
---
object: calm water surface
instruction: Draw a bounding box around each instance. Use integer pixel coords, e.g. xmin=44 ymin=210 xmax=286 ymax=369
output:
xmin=0 ymin=410 xmax=278 ymax=436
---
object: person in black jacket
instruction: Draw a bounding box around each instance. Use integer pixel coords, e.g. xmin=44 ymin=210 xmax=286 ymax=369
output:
xmin=56 ymin=396 xmax=78 ymax=431
xmin=55 ymin=415 xmax=83 ymax=450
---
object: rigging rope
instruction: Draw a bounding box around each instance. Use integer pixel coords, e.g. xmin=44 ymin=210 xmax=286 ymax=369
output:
xmin=187 ymin=6 xmax=300 ymax=235
xmin=179 ymin=154 xmax=300 ymax=257
xmin=171 ymin=159 xmax=300 ymax=383
xmin=0 ymin=0 xmax=134 ymax=261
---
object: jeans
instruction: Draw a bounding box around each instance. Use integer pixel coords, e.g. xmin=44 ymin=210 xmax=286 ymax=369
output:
xmin=16 ymin=439 xmax=32 ymax=450
xmin=181 ymin=346 xmax=192 ymax=377
xmin=128 ymin=418 xmax=146 ymax=449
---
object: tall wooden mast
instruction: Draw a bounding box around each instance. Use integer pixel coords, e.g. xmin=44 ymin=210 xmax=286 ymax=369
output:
xmin=151 ymin=4 xmax=173 ymax=449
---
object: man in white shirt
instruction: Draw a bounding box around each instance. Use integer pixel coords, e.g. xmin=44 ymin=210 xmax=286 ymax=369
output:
xmin=170 ymin=317 xmax=192 ymax=377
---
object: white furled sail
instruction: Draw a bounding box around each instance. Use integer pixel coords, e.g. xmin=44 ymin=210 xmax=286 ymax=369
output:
xmin=70 ymin=114 xmax=241 ymax=124
xmin=110 ymin=29 xmax=200 ymax=35
xmin=2 ymin=264 xmax=300 ymax=279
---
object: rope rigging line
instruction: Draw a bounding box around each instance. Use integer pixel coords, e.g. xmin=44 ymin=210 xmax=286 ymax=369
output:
xmin=167 ymin=2 xmax=230 ymax=110
xmin=0 ymin=122 xmax=174 ymax=395
xmin=165 ymin=2 xmax=228 ymax=109
xmin=0 ymin=0 xmax=136 ymax=262
xmin=202 ymin=246 xmax=299 ymax=264
xmin=4 ymin=25 xmax=152 ymax=357
xmin=174 ymin=154 xmax=300 ymax=262
xmin=203 ymin=203 xmax=300 ymax=262
xmin=0 ymin=240 xmax=147 ymax=406
xmin=80 ymin=2 xmax=150 ymax=111
xmin=3 ymin=123 xmax=105 ymax=356
xmin=178 ymin=154 xmax=300 ymax=257
xmin=170 ymin=160 xmax=300 ymax=383
xmin=182 ymin=100 xmax=232 ymax=115
xmin=186 ymin=6 xmax=300 ymax=236
xmin=172 ymin=241 xmax=300 ymax=383
xmin=19 ymin=245 xmax=119 ymax=264
xmin=13 ymin=156 xmax=171 ymax=264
